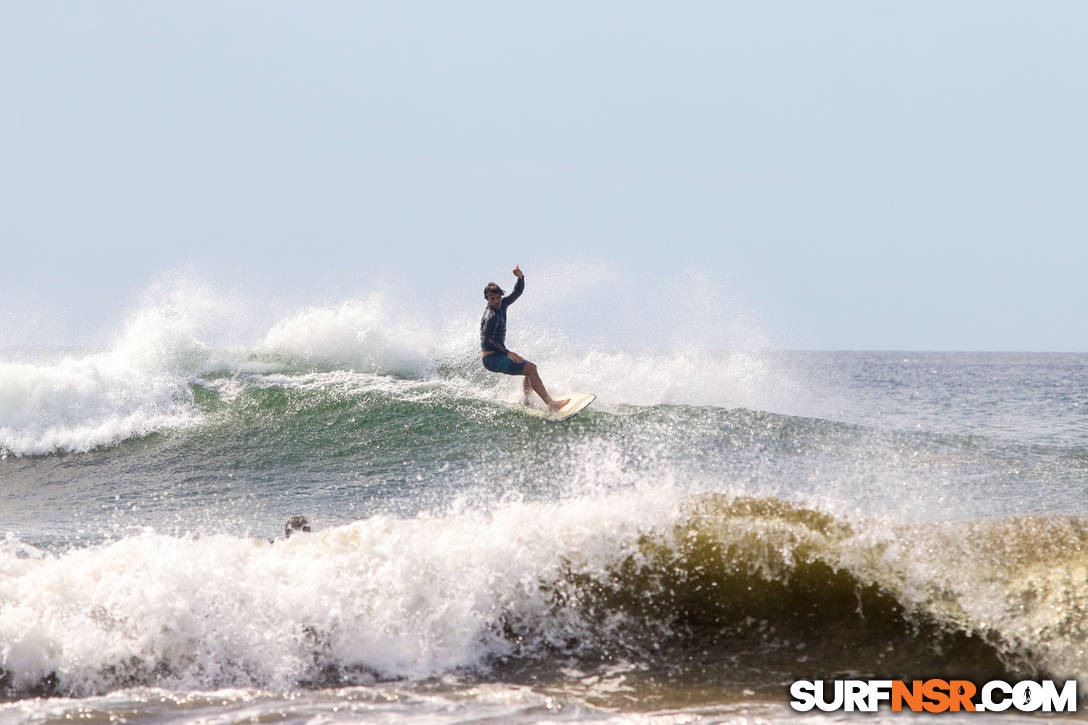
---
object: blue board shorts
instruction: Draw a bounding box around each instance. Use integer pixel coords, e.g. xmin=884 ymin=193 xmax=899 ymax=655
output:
xmin=482 ymin=352 xmax=526 ymax=376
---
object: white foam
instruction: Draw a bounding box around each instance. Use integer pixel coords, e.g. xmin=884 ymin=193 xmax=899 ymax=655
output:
xmin=0 ymin=487 xmax=684 ymax=694
xmin=0 ymin=271 xmax=808 ymax=455
xmin=0 ymin=353 xmax=198 ymax=456
xmin=0 ymin=281 xmax=446 ymax=455
xmin=3 ymin=484 xmax=1084 ymax=696
xmin=0 ymin=280 xmax=228 ymax=456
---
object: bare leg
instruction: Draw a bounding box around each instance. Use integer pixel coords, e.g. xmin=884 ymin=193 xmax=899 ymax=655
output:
xmin=523 ymin=361 xmax=569 ymax=411
xmin=522 ymin=375 xmax=532 ymax=406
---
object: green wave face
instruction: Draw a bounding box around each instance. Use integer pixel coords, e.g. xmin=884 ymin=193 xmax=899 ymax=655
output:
xmin=2 ymin=355 xmax=1086 ymax=701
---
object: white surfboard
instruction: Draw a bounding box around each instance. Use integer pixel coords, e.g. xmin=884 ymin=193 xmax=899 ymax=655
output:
xmin=524 ymin=393 xmax=596 ymax=423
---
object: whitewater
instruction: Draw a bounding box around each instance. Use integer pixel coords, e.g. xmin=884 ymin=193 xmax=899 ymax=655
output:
xmin=0 ymin=281 xmax=1086 ymax=724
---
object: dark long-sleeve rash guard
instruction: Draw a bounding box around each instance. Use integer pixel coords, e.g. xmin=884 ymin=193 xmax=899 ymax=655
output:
xmin=480 ymin=276 xmax=524 ymax=354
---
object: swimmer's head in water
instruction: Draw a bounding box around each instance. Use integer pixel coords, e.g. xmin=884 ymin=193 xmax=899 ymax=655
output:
xmin=285 ymin=515 xmax=311 ymax=538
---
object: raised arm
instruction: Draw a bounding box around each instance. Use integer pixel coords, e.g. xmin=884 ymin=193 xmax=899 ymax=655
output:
xmin=504 ymin=267 xmax=525 ymax=307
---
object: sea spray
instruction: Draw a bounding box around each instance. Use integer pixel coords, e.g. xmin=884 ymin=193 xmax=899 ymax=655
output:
xmin=4 ymin=489 xmax=1086 ymax=698
xmin=0 ymin=486 xmax=683 ymax=695
xmin=257 ymin=295 xmax=437 ymax=377
xmin=2 ymin=277 xmax=1085 ymax=725
xmin=0 ymin=354 xmax=197 ymax=457
xmin=0 ymin=276 xmax=806 ymax=456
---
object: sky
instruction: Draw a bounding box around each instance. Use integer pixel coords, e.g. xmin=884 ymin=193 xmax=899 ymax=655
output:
xmin=1 ymin=1 xmax=1086 ymax=351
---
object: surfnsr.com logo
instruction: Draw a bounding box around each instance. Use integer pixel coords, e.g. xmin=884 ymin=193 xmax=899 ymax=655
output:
xmin=789 ymin=679 xmax=1078 ymax=713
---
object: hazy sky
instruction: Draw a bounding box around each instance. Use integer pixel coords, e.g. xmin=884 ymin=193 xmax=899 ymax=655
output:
xmin=2 ymin=1 xmax=1085 ymax=351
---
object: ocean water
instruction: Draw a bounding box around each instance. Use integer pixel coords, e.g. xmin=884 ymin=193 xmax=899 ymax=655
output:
xmin=1 ymin=288 xmax=1086 ymax=724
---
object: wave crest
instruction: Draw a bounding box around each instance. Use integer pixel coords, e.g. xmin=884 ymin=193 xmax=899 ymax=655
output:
xmin=2 ymin=493 xmax=1083 ymax=697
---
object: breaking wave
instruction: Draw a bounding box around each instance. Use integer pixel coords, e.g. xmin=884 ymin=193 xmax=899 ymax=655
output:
xmin=2 ymin=492 xmax=1084 ymax=698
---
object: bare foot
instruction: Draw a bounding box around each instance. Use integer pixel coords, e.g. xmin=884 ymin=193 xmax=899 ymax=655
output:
xmin=549 ymin=398 xmax=570 ymax=411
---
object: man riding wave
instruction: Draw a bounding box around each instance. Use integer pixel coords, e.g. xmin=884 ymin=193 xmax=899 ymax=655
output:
xmin=480 ymin=265 xmax=569 ymax=411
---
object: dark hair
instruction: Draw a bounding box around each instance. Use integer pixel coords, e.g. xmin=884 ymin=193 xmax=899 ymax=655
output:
xmin=484 ymin=282 xmax=504 ymax=298
xmin=285 ymin=515 xmax=311 ymax=538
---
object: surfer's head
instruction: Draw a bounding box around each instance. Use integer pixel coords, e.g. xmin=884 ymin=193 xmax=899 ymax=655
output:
xmin=284 ymin=515 xmax=311 ymax=538
xmin=484 ymin=283 xmax=503 ymax=307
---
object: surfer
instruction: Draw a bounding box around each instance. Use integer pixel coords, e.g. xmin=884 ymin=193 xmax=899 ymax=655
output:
xmin=284 ymin=515 xmax=311 ymax=538
xmin=481 ymin=265 xmax=569 ymax=411
xmin=267 ymin=515 xmax=312 ymax=543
